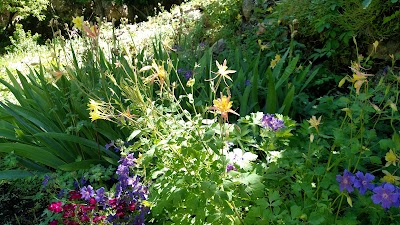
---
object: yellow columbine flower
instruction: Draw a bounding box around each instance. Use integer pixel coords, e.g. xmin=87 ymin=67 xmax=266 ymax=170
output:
xmin=87 ymin=99 xmax=107 ymax=122
xmin=385 ymin=149 xmax=398 ymax=167
xmin=258 ymin=39 xmax=269 ymax=51
xmin=270 ymin=60 xmax=278 ymax=69
xmin=89 ymin=110 xmax=101 ymax=121
xmin=307 ymin=115 xmax=322 ymax=133
xmin=140 ymin=60 xmax=167 ymax=93
xmin=209 ymin=94 xmax=239 ymax=122
xmin=270 ymin=54 xmax=281 ymax=69
xmin=349 ymin=63 xmax=374 ymax=94
xmin=381 ymin=170 xmax=400 ymax=184
xmin=72 ymin=16 xmax=84 ymax=30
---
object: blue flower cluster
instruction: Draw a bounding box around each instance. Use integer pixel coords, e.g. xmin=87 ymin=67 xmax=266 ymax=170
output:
xmin=261 ymin=114 xmax=285 ymax=131
xmin=337 ymin=170 xmax=400 ymax=209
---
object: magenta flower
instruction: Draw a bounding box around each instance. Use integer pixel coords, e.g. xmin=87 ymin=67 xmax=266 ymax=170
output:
xmin=49 ymin=219 xmax=58 ymax=225
xmin=48 ymin=201 xmax=63 ymax=213
xmin=353 ymin=171 xmax=375 ymax=195
xmin=336 ymin=169 xmax=355 ymax=193
xmin=371 ymin=183 xmax=399 ymax=209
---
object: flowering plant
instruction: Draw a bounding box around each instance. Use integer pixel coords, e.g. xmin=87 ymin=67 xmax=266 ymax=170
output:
xmin=43 ymin=154 xmax=150 ymax=225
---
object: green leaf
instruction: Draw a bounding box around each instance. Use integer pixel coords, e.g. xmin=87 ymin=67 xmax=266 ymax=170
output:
xmin=275 ymin=55 xmax=299 ymax=89
xmin=0 ymin=143 xmax=65 ymax=169
xmin=127 ymin=130 xmax=141 ymax=142
xmin=290 ymin=205 xmax=302 ymax=219
xmin=266 ymin=69 xmax=277 ymax=113
xmin=309 ymin=211 xmax=325 ymax=225
xmin=0 ymin=170 xmax=35 ymax=180
xmin=58 ymin=159 xmax=106 ymax=171
xmin=280 ymin=85 xmax=295 ymax=115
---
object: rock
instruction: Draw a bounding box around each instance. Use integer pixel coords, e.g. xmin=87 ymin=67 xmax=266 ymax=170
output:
xmin=242 ymin=0 xmax=254 ymax=21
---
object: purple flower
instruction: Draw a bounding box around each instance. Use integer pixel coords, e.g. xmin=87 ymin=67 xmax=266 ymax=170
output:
xmin=226 ymin=164 xmax=237 ymax=172
xmin=261 ymin=114 xmax=285 ymax=131
xmin=80 ymin=176 xmax=87 ymax=185
xmin=353 ymin=171 xmax=375 ymax=195
xmin=105 ymin=141 xmax=115 ymax=150
xmin=336 ymin=169 xmax=355 ymax=193
xmin=73 ymin=179 xmax=79 ymax=190
xmin=245 ymin=80 xmax=251 ymax=86
xmin=184 ymin=70 xmax=193 ymax=80
xmin=80 ymin=185 xmax=95 ymax=201
xmin=42 ymin=174 xmax=50 ymax=188
xmin=199 ymin=42 xmax=206 ymax=49
xmin=95 ymin=187 xmax=105 ymax=203
xmin=57 ymin=189 xmax=65 ymax=198
xmin=177 ymin=68 xmax=185 ymax=74
xmin=371 ymin=183 xmax=399 ymax=209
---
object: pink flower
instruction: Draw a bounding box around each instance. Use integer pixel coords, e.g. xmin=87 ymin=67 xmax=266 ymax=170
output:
xmin=68 ymin=190 xmax=82 ymax=200
xmin=89 ymin=197 xmax=97 ymax=205
xmin=79 ymin=214 xmax=90 ymax=222
xmin=48 ymin=201 xmax=63 ymax=213
xmin=93 ymin=215 xmax=106 ymax=222
xmin=128 ymin=202 xmax=136 ymax=211
xmin=49 ymin=219 xmax=58 ymax=225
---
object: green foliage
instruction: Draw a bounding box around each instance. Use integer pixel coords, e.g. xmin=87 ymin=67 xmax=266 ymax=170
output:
xmin=202 ymin=0 xmax=242 ymax=43
xmin=5 ymin=24 xmax=41 ymax=54
xmin=273 ymin=0 xmax=400 ymax=65
xmin=0 ymin=40 xmax=133 ymax=170
xmin=0 ymin=0 xmax=49 ymax=21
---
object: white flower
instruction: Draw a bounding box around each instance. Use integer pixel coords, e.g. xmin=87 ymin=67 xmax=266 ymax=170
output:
xmin=227 ymin=148 xmax=258 ymax=169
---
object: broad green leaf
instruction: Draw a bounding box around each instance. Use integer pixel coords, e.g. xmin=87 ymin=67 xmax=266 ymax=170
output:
xmin=266 ymin=69 xmax=277 ymax=113
xmin=127 ymin=130 xmax=141 ymax=142
xmin=281 ymin=85 xmax=295 ymax=116
xmin=0 ymin=143 xmax=65 ymax=169
xmin=276 ymin=55 xmax=299 ymax=89
xmin=290 ymin=205 xmax=302 ymax=219
xmin=0 ymin=170 xmax=35 ymax=180
xmin=58 ymin=159 xmax=107 ymax=171
xmin=299 ymin=65 xmax=320 ymax=93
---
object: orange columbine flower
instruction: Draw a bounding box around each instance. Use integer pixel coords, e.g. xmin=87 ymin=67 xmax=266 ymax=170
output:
xmin=350 ymin=62 xmax=373 ymax=94
xmin=209 ymin=94 xmax=239 ymax=122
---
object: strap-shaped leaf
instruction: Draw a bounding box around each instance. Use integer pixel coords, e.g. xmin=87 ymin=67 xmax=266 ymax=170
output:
xmin=0 ymin=143 xmax=65 ymax=169
xmin=0 ymin=170 xmax=36 ymax=180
